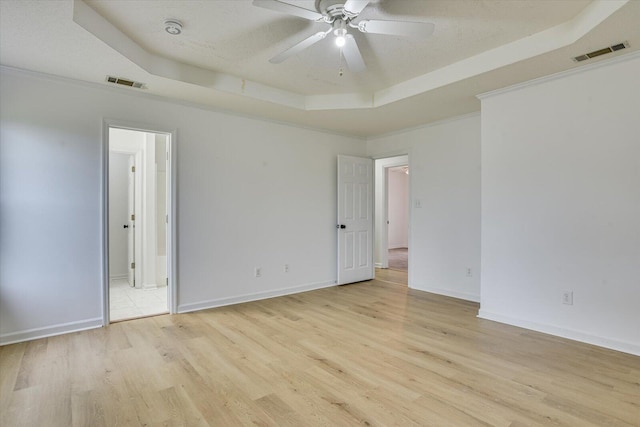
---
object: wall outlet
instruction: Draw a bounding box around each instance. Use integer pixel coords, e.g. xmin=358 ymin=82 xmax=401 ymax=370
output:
xmin=414 ymin=199 xmax=423 ymax=209
xmin=466 ymin=267 xmax=472 ymax=277
xmin=255 ymin=267 xmax=262 ymax=278
xmin=284 ymin=264 xmax=290 ymax=273
xmin=562 ymin=291 xmax=573 ymax=305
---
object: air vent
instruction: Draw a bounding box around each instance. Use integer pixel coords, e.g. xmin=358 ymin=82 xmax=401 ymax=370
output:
xmin=105 ymin=76 xmax=146 ymax=89
xmin=573 ymin=41 xmax=629 ymax=62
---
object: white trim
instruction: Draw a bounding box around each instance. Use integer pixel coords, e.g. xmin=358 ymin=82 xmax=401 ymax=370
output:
xmin=168 ymin=129 xmax=178 ymax=315
xmin=477 ymin=50 xmax=640 ymax=100
xmin=374 ymin=156 xmax=409 ymax=270
xmin=478 ymin=310 xmax=640 ymax=357
xmin=0 ymin=318 xmax=103 ymax=346
xmin=102 ymin=120 xmax=178 ymax=325
xmin=101 ymin=121 xmax=109 ymax=325
xmin=109 ymin=274 xmax=128 ymax=281
xmin=178 ymin=280 xmax=336 ymax=314
xmin=410 ymin=285 xmax=480 ymax=303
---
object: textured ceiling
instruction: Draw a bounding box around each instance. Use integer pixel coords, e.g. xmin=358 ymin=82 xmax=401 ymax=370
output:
xmin=1 ymin=0 xmax=638 ymax=137
xmin=83 ymin=0 xmax=590 ymax=94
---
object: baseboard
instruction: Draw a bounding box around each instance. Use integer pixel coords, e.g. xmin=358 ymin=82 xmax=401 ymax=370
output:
xmin=109 ymin=274 xmax=127 ymax=282
xmin=477 ymin=310 xmax=640 ymax=356
xmin=409 ymin=284 xmax=480 ymax=303
xmin=178 ymin=280 xmax=337 ymax=314
xmin=375 ymin=262 xmax=383 ymax=268
xmin=0 ymin=317 xmax=103 ymax=346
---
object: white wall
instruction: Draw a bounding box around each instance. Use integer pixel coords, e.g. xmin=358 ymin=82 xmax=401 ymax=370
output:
xmin=0 ymin=68 xmax=365 ymax=343
xmin=108 ymin=152 xmax=129 ymax=278
xmin=368 ymin=114 xmax=481 ymax=301
xmin=479 ymin=54 xmax=640 ymax=355
xmin=388 ymin=169 xmax=408 ymax=248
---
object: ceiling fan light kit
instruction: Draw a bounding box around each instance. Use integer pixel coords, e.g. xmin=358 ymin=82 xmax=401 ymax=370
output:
xmin=253 ymin=0 xmax=435 ymax=72
xmin=333 ymin=19 xmax=347 ymax=46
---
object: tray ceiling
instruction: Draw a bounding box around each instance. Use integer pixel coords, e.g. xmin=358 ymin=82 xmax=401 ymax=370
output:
xmin=1 ymin=0 xmax=637 ymax=136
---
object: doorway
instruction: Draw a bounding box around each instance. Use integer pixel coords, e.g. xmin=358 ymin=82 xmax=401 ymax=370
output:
xmin=374 ymin=155 xmax=409 ymax=274
xmin=105 ymin=125 xmax=174 ymax=323
xmin=387 ymin=166 xmax=409 ymax=271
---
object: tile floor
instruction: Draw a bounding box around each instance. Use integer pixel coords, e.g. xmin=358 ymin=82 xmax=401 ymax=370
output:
xmin=109 ymin=278 xmax=168 ymax=321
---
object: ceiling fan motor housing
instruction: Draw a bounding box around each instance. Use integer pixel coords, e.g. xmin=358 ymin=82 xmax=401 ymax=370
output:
xmin=316 ymin=0 xmax=353 ymax=22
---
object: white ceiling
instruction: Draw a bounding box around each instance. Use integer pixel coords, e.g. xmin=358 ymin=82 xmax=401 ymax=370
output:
xmin=1 ymin=0 xmax=638 ymax=137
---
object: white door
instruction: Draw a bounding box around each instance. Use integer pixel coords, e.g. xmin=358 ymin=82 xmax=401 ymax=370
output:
xmin=127 ymin=155 xmax=135 ymax=287
xmin=337 ymin=155 xmax=374 ymax=285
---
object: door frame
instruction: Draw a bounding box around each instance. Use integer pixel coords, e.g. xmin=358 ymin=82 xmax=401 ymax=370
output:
xmin=101 ymin=119 xmax=178 ymax=325
xmin=374 ymin=154 xmax=409 ymax=270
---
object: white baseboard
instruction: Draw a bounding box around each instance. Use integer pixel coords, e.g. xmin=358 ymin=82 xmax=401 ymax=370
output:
xmin=409 ymin=284 xmax=480 ymax=303
xmin=109 ymin=274 xmax=128 ymax=282
xmin=375 ymin=262 xmax=384 ymax=268
xmin=0 ymin=317 xmax=103 ymax=346
xmin=478 ymin=309 xmax=640 ymax=356
xmin=178 ymin=280 xmax=336 ymax=314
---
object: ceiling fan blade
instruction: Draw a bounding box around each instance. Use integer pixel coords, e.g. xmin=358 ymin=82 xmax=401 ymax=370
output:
xmin=357 ymin=20 xmax=435 ymax=37
xmin=270 ymin=31 xmax=327 ymax=64
xmin=342 ymin=35 xmax=366 ymax=73
xmin=252 ymin=0 xmax=323 ymax=21
xmin=343 ymin=0 xmax=371 ymax=16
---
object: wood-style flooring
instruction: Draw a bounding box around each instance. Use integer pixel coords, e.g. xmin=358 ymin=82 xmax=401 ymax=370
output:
xmin=1 ymin=269 xmax=639 ymax=426
xmin=388 ymin=248 xmax=408 ymax=271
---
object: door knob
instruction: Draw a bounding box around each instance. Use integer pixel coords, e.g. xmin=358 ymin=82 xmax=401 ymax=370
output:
xmin=123 ymin=224 xmax=129 ymax=229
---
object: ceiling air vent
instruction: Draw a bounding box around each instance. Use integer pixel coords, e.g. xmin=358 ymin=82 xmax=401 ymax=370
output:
xmin=573 ymin=41 xmax=629 ymax=62
xmin=105 ymin=76 xmax=146 ymax=89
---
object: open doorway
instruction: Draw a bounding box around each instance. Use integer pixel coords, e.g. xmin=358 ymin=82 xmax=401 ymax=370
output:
xmin=387 ymin=166 xmax=409 ymax=271
xmin=374 ymin=155 xmax=409 ymax=274
xmin=106 ymin=126 xmax=172 ymax=322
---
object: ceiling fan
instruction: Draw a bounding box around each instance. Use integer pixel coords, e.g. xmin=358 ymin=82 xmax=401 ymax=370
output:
xmin=253 ymin=0 xmax=435 ymax=72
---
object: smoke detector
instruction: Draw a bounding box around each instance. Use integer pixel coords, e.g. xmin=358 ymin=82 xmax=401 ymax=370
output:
xmin=164 ymin=20 xmax=182 ymax=35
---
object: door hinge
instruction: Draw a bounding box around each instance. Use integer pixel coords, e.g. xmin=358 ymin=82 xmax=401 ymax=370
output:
xmin=166 ymin=214 xmax=168 ymax=224
xmin=131 ymin=214 xmax=135 ymax=221
xmin=166 ymin=277 xmax=168 ymax=286
xmin=131 ymin=166 xmax=136 ymax=172
xmin=131 ymin=262 xmax=135 ymax=269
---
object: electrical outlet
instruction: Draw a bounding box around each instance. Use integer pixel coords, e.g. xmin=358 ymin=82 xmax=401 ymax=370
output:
xmin=466 ymin=268 xmax=472 ymax=277
xmin=562 ymin=291 xmax=573 ymax=305
xmin=415 ymin=199 xmax=423 ymax=208
xmin=284 ymin=264 xmax=290 ymax=273
xmin=255 ymin=267 xmax=262 ymax=278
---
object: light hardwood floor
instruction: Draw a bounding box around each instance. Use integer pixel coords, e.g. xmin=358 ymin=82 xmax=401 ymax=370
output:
xmin=1 ymin=269 xmax=639 ymax=426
